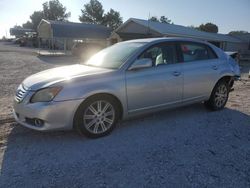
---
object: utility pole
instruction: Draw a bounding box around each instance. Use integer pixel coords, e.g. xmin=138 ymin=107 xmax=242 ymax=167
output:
xmin=147 ymin=12 xmax=151 ymax=35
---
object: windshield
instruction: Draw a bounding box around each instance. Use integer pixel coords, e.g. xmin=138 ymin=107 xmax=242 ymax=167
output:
xmin=84 ymin=42 xmax=145 ymax=69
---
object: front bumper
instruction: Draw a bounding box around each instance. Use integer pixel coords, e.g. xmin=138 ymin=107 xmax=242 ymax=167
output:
xmin=13 ymin=92 xmax=83 ymax=131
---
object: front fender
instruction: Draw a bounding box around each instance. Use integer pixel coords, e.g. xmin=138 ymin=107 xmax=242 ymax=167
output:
xmin=53 ymin=72 xmax=127 ymax=115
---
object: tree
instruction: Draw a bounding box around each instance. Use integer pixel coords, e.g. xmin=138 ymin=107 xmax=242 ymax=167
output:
xmin=14 ymin=25 xmax=23 ymax=29
xmin=42 ymin=0 xmax=70 ymax=21
xmin=149 ymin=16 xmax=159 ymax=22
xmin=103 ymin=9 xmax=123 ymax=30
xmin=29 ymin=11 xmax=44 ymax=30
xmin=79 ymin=0 xmax=105 ymax=24
xmin=197 ymin=23 xmax=218 ymax=33
xmin=188 ymin=25 xmax=196 ymax=29
xmin=160 ymin=16 xmax=171 ymax=24
xmin=229 ymin=30 xmax=249 ymax=35
xmin=149 ymin=16 xmax=172 ymax=24
xmin=79 ymin=0 xmax=123 ymax=30
xmin=22 ymin=0 xmax=70 ymax=30
xmin=22 ymin=21 xmax=34 ymax=29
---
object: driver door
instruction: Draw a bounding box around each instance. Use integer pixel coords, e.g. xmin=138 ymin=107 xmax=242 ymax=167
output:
xmin=125 ymin=42 xmax=183 ymax=113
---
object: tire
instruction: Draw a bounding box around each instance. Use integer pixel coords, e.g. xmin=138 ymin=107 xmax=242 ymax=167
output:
xmin=74 ymin=95 xmax=120 ymax=138
xmin=205 ymin=80 xmax=229 ymax=111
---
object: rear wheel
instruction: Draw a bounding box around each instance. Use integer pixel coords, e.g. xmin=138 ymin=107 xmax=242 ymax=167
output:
xmin=75 ymin=95 xmax=120 ymax=138
xmin=205 ymin=80 xmax=229 ymax=111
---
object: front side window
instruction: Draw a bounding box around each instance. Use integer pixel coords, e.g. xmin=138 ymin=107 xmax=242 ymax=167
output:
xmin=180 ymin=43 xmax=211 ymax=62
xmin=139 ymin=43 xmax=176 ymax=66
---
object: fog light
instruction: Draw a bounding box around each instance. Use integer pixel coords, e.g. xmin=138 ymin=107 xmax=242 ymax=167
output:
xmin=34 ymin=119 xmax=44 ymax=127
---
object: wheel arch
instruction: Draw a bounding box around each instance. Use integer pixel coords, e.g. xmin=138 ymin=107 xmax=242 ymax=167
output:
xmin=205 ymin=75 xmax=232 ymax=110
xmin=216 ymin=75 xmax=234 ymax=88
xmin=73 ymin=92 xmax=124 ymax=129
xmin=207 ymin=75 xmax=234 ymax=100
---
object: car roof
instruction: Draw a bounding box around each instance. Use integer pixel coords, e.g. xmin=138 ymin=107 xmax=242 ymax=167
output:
xmin=123 ymin=37 xmax=211 ymax=45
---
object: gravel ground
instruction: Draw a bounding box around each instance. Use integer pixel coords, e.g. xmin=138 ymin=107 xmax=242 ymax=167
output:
xmin=0 ymin=42 xmax=250 ymax=187
xmin=0 ymin=42 xmax=79 ymax=120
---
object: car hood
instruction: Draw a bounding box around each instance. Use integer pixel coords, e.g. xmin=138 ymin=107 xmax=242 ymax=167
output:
xmin=23 ymin=64 xmax=112 ymax=90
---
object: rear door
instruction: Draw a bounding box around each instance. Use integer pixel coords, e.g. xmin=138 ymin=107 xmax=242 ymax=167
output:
xmin=125 ymin=42 xmax=183 ymax=112
xmin=178 ymin=42 xmax=220 ymax=102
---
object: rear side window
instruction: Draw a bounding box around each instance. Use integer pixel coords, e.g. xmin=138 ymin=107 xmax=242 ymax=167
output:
xmin=180 ymin=42 xmax=217 ymax=62
xmin=207 ymin=46 xmax=218 ymax=59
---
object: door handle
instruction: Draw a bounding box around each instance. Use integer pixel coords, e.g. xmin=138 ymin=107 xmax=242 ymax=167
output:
xmin=212 ymin=65 xmax=218 ymax=70
xmin=173 ymin=71 xmax=181 ymax=76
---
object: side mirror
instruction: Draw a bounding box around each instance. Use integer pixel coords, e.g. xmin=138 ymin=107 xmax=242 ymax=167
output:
xmin=128 ymin=58 xmax=153 ymax=71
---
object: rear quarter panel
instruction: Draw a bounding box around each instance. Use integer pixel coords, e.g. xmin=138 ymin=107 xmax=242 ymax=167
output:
xmin=208 ymin=44 xmax=236 ymax=92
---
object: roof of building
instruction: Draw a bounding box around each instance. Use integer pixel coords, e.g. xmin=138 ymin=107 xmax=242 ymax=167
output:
xmin=10 ymin=28 xmax=35 ymax=36
xmin=116 ymin=18 xmax=242 ymax=43
xmin=229 ymin=33 xmax=250 ymax=42
xmin=39 ymin=19 xmax=112 ymax=39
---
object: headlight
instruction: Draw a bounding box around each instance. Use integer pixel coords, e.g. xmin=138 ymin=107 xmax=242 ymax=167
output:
xmin=30 ymin=86 xmax=62 ymax=103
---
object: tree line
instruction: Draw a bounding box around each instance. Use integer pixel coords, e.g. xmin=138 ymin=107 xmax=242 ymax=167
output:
xmin=21 ymin=0 xmax=122 ymax=31
xmin=18 ymin=0 xmax=248 ymax=35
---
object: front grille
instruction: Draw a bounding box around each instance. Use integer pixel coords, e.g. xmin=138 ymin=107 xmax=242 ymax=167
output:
xmin=15 ymin=84 xmax=28 ymax=103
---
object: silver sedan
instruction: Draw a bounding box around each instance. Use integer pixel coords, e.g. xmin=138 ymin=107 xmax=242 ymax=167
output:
xmin=13 ymin=38 xmax=240 ymax=138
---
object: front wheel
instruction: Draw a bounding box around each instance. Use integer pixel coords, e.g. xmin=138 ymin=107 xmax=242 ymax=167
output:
xmin=205 ymin=80 xmax=229 ymax=111
xmin=75 ymin=96 xmax=120 ymax=138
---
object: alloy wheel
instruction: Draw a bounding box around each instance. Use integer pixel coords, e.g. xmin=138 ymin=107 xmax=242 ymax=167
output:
xmin=83 ymin=100 xmax=115 ymax=134
xmin=214 ymin=84 xmax=228 ymax=108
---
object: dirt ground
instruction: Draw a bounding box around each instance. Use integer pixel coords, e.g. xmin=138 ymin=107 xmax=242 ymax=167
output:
xmin=0 ymin=42 xmax=250 ymax=187
xmin=0 ymin=42 xmax=80 ymax=120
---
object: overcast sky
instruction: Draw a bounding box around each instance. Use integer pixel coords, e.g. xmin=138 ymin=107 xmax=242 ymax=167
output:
xmin=0 ymin=0 xmax=249 ymax=38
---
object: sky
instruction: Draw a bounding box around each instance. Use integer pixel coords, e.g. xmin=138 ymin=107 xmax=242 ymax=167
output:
xmin=0 ymin=0 xmax=250 ymax=38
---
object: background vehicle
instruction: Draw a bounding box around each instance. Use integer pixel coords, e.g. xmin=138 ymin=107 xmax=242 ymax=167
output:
xmin=72 ymin=42 xmax=104 ymax=61
xmin=13 ymin=38 xmax=240 ymax=138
